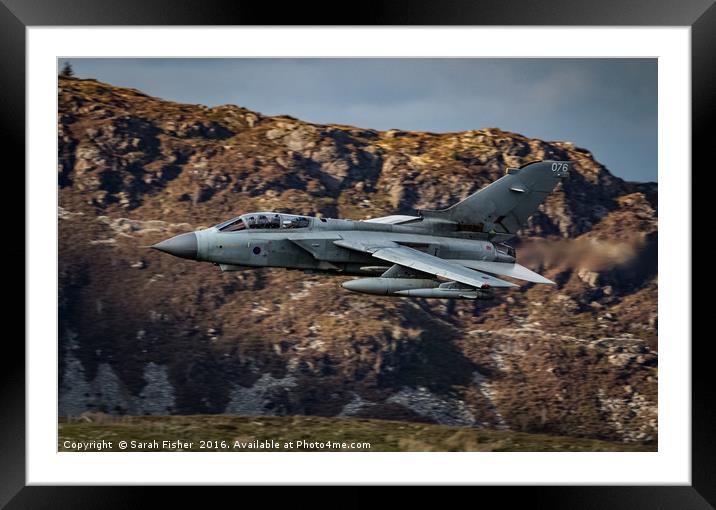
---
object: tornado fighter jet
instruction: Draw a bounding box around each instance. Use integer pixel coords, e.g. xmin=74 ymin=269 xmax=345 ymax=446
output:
xmin=152 ymin=160 xmax=569 ymax=299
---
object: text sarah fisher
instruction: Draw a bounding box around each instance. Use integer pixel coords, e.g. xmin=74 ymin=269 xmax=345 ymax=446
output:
xmin=130 ymin=440 xmax=194 ymax=449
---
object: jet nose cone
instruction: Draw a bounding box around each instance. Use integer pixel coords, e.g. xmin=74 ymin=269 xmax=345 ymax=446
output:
xmin=151 ymin=232 xmax=198 ymax=260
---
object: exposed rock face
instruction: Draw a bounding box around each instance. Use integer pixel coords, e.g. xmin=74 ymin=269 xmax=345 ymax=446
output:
xmin=58 ymin=77 xmax=657 ymax=444
xmin=59 ymin=335 xmax=175 ymax=416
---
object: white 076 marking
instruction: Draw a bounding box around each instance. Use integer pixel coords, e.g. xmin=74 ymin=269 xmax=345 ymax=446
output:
xmin=552 ymin=162 xmax=568 ymax=172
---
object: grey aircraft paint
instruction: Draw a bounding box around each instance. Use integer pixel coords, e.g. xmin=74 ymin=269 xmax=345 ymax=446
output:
xmin=152 ymin=160 xmax=569 ymax=299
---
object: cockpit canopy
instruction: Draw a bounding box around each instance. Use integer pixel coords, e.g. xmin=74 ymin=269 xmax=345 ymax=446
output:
xmin=215 ymin=212 xmax=312 ymax=232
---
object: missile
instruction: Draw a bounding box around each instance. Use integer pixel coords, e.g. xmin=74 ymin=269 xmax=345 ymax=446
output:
xmin=341 ymin=278 xmax=439 ymax=296
xmin=341 ymin=278 xmax=492 ymax=299
xmin=394 ymin=288 xmax=492 ymax=299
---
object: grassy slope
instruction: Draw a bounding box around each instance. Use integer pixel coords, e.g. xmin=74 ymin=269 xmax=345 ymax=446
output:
xmin=59 ymin=415 xmax=655 ymax=452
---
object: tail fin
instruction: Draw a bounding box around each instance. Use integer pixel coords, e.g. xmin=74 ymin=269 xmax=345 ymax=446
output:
xmin=423 ymin=160 xmax=569 ymax=234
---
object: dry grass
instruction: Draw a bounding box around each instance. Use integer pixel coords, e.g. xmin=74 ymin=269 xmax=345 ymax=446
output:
xmin=58 ymin=415 xmax=655 ymax=452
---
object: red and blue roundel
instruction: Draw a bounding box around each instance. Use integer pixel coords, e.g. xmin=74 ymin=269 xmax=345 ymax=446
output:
xmin=252 ymin=246 xmax=261 ymax=255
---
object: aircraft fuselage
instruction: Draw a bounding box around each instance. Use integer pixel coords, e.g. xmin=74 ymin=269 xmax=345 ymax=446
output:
xmin=157 ymin=217 xmax=514 ymax=277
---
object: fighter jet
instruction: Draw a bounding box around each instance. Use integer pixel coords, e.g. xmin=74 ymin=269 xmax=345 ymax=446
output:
xmin=152 ymin=160 xmax=569 ymax=299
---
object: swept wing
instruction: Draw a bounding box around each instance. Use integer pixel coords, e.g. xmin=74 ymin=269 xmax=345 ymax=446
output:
xmin=334 ymin=240 xmax=516 ymax=289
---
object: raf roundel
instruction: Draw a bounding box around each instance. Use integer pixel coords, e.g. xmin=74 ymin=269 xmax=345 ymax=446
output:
xmin=252 ymin=246 xmax=261 ymax=255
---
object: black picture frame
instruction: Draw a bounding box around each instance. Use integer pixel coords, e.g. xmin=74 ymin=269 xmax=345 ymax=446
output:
xmin=4 ymin=0 xmax=709 ymax=505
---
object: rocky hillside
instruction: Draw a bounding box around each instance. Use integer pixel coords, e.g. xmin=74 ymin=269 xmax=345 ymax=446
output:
xmin=58 ymin=77 xmax=658 ymax=446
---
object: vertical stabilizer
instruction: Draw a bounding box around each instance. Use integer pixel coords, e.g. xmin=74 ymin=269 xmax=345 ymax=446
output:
xmin=422 ymin=160 xmax=569 ymax=234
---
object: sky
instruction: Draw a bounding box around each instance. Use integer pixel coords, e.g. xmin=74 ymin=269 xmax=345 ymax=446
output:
xmin=58 ymin=58 xmax=657 ymax=183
